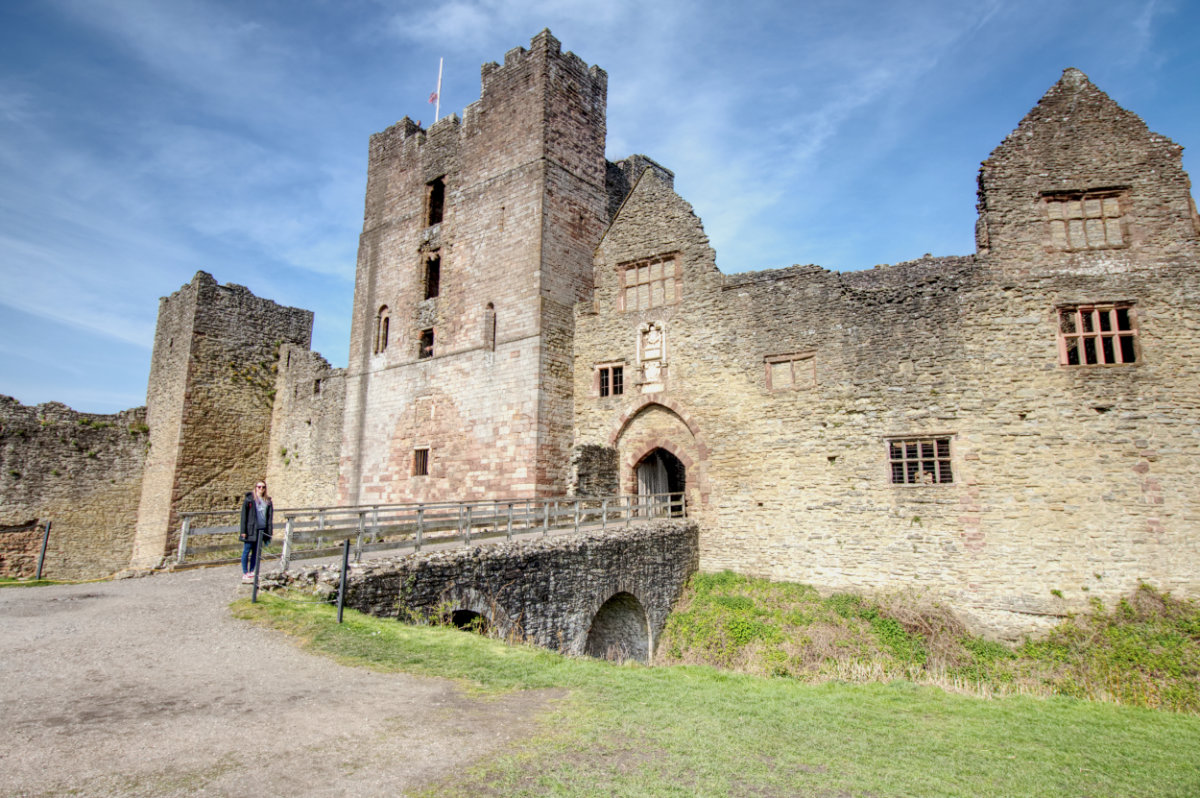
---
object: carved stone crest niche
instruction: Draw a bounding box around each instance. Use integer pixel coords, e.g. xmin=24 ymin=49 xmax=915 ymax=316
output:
xmin=637 ymin=321 xmax=667 ymax=393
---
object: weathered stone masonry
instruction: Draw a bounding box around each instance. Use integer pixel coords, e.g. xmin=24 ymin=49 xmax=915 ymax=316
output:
xmin=0 ymin=398 xmax=148 ymax=579
xmin=572 ymin=68 xmax=1200 ymax=636
xmin=279 ymin=522 xmax=699 ymax=661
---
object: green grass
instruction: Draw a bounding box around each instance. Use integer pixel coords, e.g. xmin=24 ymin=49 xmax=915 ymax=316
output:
xmin=233 ymin=591 xmax=1200 ymax=797
xmin=0 ymin=576 xmax=73 ymax=588
xmin=658 ymin=573 xmax=1200 ymax=713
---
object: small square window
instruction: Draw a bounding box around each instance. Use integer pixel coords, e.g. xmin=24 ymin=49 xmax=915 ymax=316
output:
xmin=412 ymin=448 xmax=429 ymax=477
xmin=889 ymin=437 xmax=953 ymax=485
xmin=765 ymin=353 xmax=815 ymax=390
xmin=418 ymin=328 xmax=434 ymax=359
xmin=597 ymin=363 xmax=624 ymax=397
xmin=1058 ymin=304 xmax=1138 ymax=366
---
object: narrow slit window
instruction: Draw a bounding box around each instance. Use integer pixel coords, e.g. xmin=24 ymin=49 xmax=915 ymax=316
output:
xmin=889 ymin=437 xmax=953 ymax=485
xmin=1058 ymin=304 xmax=1138 ymax=366
xmin=412 ymin=448 xmax=429 ymax=477
xmin=418 ymin=328 xmax=434 ymax=359
xmin=425 ymin=176 xmax=445 ymax=226
xmin=424 ymin=254 xmax=441 ymax=299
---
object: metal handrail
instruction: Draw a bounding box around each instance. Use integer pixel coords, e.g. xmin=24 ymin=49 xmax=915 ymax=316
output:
xmin=174 ymin=491 xmax=687 ymax=569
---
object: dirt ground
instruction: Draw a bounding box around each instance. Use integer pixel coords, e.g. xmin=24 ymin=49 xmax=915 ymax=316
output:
xmin=0 ymin=564 xmax=559 ymax=797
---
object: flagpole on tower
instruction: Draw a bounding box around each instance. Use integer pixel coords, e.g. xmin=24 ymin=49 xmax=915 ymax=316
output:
xmin=433 ymin=57 xmax=443 ymax=123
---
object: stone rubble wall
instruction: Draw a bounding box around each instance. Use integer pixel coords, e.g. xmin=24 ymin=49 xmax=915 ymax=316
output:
xmin=0 ymin=397 xmax=148 ymax=579
xmin=130 ymin=272 xmax=313 ymax=568
xmin=265 ymin=345 xmax=346 ymax=509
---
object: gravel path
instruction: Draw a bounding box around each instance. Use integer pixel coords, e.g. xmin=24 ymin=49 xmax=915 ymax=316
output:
xmin=0 ymin=564 xmax=559 ymax=797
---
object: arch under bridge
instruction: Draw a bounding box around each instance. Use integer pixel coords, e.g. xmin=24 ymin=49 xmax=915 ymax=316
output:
xmin=275 ymin=520 xmax=699 ymax=663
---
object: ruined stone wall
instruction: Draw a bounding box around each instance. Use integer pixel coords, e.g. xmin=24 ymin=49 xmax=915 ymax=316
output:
xmin=574 ymin=71 xmax=1200 ymax=637
xmin=338 ymin=30 xmax=608 ymax=506
xmin=265 ymin=345 xmax=346 ymax=508
xmin=130 ymin=272 xmax=312 ymax=568
xmin=281 ymin=521 xmax=699 ymax=657
xmin=0 ymin=397 xmax=148 ymax=579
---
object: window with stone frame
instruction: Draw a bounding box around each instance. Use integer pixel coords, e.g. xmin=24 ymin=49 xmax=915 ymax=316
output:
xmin=619 ymin=254 xmax=680 ymax=311
xmin=374 ymin=306 xmax=390 ymax=354
xmin=889 ymin=437 xmax=953 ymax=485
xmin=423 ymin=252 xmax=441 ymax=299
xmin=425 ymin=176 xmax=445 ymax=226
xmin=596 ymin=363 xmax=624 ymax=397
xmin=1043 ymin=189 xmax=1127 ymax=251
xmin=765 ymin=352 xmax=815 ymax=390
xmin=412 ymin=447 xmax=430 ymax=477
xmin=418 ymin=328 xmax=434 ymax=359
xmin=1057 ymin=303 xmax=1138 ymax=366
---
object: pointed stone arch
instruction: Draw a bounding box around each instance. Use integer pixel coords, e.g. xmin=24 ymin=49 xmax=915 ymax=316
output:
xmin=611 ymin=400 xmax=709 ymax=507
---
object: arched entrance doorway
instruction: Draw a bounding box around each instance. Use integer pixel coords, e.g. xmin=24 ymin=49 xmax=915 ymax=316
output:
xmin=636 ymin=448 xmax=686 ymax=517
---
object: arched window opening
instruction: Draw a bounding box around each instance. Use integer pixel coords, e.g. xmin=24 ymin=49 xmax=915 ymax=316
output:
xmin=374 ymin=306 xmax=390 ymax=354
xmin=585 ymin=592 xmax=650 ymax=663
xmin=635 ymin=448 xmax=685 ymax=517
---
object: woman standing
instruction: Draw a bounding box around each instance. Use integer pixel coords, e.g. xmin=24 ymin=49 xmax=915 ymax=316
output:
xmin=239 ymin=480 xmax=273 ymax=582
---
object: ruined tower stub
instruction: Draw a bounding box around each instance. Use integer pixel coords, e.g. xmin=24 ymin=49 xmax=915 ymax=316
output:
xmin=130 ymin=272 xmax=313 ymax=568
xmin=338 ymin=30 xmax=609 ymax=504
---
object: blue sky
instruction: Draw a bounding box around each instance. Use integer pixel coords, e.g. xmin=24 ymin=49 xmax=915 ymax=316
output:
xmin=1 ymin=0 xmax=1197 ymax=413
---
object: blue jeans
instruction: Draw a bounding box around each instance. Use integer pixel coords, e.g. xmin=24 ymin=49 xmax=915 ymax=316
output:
xmin=241 ymin=539 xmax=258 ymax=574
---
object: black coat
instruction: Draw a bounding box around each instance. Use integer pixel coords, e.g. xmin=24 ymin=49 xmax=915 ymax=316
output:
xmin=239 ymin=492 xmax=274 ymax=544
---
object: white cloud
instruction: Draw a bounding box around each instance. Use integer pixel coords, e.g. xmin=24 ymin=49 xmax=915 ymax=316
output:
xmin=50 ymin=0 xmax=288 ymax=108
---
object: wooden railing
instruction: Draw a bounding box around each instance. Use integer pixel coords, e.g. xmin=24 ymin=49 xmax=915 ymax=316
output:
xmin=174 ymin=492 xmax=686 ymax=570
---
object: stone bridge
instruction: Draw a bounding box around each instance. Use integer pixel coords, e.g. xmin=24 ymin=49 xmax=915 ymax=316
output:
xmin=278 ymin=521 xmax=698 ymax=663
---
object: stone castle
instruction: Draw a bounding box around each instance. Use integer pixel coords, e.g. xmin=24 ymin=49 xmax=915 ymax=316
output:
xmin=3 ymin=30 xmax=1199 ymax=635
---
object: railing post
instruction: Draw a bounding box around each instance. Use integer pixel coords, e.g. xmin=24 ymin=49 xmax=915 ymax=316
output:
xmin=317 ymin=507 xmax=327 ymax=550
xmin=506 ymin=502 xmax=514 ymax=541
xmin=574 ymin=499 xmax=581 ymax=534
xmin=35 ymin=520 xmax=52 ymax=579
xmin=416 ymin=506 xmax=425 ymax=552
xmin=354 ymin=511 xmax=366 ymax=562
xmin=625 ymin=495 xmax=632 ymax=527
xmin=543 ymin=500 xmax=550 ymax=537
xmin=281 ymin=516 xmax=294 ymax=572
xmin=176 ymin=516 xmax=191 ymax=565
xmin=601 ymin=498 xmax=608 ymax=531
xmin=464 ymin=505 xmax=472 ymax=545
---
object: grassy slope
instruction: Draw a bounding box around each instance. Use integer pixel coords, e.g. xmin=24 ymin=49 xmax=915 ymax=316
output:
xmin=233 ymin=588 xmax=1200 ymax=797
xmin=658 ymin=572 xmax=1200 ymax=714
